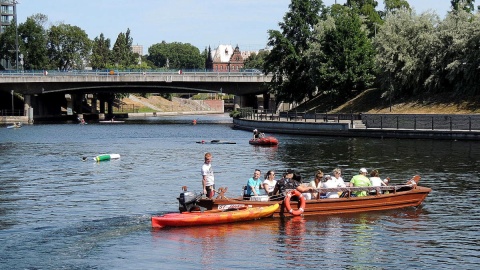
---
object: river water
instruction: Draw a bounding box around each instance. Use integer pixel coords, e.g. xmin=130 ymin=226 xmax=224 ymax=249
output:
xmin=0 ymin=114 xmax=479 ymax=269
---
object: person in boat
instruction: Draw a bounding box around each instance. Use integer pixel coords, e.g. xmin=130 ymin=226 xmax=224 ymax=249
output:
xmin=323 ymin=173 xmax=347 ymax=198
xmin=271 ymin=169 xmax=314 ymax=200
xmin=369 ymin=169 xmax=388 ymax=195
xmin=201 ymin=152 xmax=215 ymax=198
xmin=263 ymin=170 xmax=277 ymax=196
xmin=245 ymin=169 xmax=263 ymax=198
xmin=331 ymin=168 xmax=348 ymax=197
xmin=307 ymin=170 xmax=324 ymax=199
xmin=349 ymin=168 xmax=372 ymax=197
xmin=253 ymin=129 xmax=260 ymax=139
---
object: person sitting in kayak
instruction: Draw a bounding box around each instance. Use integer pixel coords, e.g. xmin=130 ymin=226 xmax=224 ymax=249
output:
xmin=270 ymin=169 xmax=313 ymax=200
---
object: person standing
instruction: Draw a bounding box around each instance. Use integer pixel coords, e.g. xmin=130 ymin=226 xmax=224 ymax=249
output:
xmin=349 ymin=168 xmax=371 ymax=197
xmin=201 ymin=152 xmax=215 ymax=198
xmin=246 ymin=169 xmax=263 ymax=197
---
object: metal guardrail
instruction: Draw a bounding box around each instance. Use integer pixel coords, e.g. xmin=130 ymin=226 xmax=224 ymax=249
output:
xmin=363 ymin=114 xmax=480 ymax=131
xmin=237 ymin=108 xmax=361 ymax=123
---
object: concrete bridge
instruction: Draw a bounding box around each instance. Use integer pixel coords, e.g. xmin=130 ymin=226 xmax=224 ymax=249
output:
xmin=0 ymin=70 xmax=273 ymax=121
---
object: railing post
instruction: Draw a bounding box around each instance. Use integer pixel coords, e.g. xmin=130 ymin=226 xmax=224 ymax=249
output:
xmin=469 ymin=117 xmax=472 ymax=131
xmin=380 ymin=116 xmax=383 ymax=129
xmin=414 ymin=116 xmax=417 ymax=130
xmin=315 ymin=109 xmax=317 ymax=122
xmin=396 ymin=116 xmax=399 ymax=129
xmin=450 ymin=117 xmax=452 ymax=131
xmin=432 ymin=117 xmax=434 ymax=130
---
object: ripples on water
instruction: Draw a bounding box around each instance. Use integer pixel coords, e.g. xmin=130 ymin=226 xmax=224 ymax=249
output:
xmin=1 ymin=114 xmax=479 ymax=269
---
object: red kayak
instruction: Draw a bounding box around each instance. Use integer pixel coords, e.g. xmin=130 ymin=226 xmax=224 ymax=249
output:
xmin=249 ymin=136 xmax=279 ymax=146
xmin=151 ymin=204 xmax=279 ymax=228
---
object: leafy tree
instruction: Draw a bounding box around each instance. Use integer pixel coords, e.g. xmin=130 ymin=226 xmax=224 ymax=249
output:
xmin=264 ymin=0 xmax=324 ymax=103
xmin=383 ymin=0 xmax=411 ymax=13
xmin=346 ymin=0 xmax=382 ymax=38
xmin=429 ymin=8 xmax=480 ymax=96
xmin=47 ymin=23 xmax=92 ymax=70
xmin=147 ymin=41 xmax=204 ymax=69
xmin=451 ymin=0 xmax=475 ymax=13
xmin=374 ymin=10 xmax=439 ymax=98
xmin=0 ymin=19 xmax=18 ymax=70
xmin=111 ymin=28 xmax=137 ymax=69
xmin=244 ymin=50 xmax=269 ymax=70
xmin=91 ymin=33 xmax=111 ymax=70
xmin=308 ymin=4 xmax=375 ymax=100
xmin=18 ymin=16 xmax=49 ymax=70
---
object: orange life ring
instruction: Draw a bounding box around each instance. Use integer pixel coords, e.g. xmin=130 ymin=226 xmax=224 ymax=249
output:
xmin=284 ymin=190 xmax=306 ymax=216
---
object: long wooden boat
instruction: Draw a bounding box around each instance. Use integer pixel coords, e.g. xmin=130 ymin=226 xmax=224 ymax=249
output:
xmin=196 ymin=178 xmax=431 ymax=218
xmin=151 ymin=203 xmax=279 ymax=228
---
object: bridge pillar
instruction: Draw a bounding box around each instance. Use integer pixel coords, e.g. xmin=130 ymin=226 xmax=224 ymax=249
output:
xmin=65 ymin=94 xmax=73 ymax=115
xmin=90 ymin=95 xmax=98 ymax=114
xmin=24 ymin=95 xmax=34 ymax=123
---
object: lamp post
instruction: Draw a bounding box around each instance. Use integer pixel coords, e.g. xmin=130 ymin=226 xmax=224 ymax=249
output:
xmin=13 ymin=0 xmax=19 ymax=72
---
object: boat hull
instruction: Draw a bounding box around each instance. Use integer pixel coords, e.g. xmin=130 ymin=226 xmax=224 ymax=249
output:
xmin=198 ymin=186 xmax=431 ymax=217
xmin=249 ymin=136 xmax=278 ymax=145
xmin=151 ymin=203 xmax=279 ymax=228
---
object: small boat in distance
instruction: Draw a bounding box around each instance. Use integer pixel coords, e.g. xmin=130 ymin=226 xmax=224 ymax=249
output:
xmin=249 ymin=136 xmax=279 ymax=146
xmin=7 ymin=122 xmax=22 ymax=129
xmin=99 ymin=120 xmax=125 ymax=123
xmin=196 ymin=140 xmax=236 ymax=144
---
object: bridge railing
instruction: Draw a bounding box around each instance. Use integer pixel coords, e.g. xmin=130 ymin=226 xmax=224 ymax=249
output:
xmin=0 ymin=69 xmax=269 ymax=77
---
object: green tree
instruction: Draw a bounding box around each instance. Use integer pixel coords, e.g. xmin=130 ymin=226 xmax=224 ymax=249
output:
xmin=91 ymin=33 xmax=111 ymax=70
xmin=243 ymin=50 xmax=269 ymax=70
xmin=308 ymin=4 xmax=375 ymax=100
xmin=147 ymin=41 xmax=204 ymax=70
xmin=0 ymin=19 xmax=18 ymax=70
xmin=383 ymin=0 xmax=411 ymax=13
xmin=451 ymin=0 xmax=475 ymax=13
xmin=346 ymin=0 xmax=382 ymax=38
xmin=374 ymin=10 xmax=439 ymax=98
xmin=47 ymin=23 xmax=92 ymax=70
xmin=264 ymin=0 xmax=324 ymax=103
xmin=111 ymin=28 xmax=137 ymax=69
xmin=18 ymin=15 xmax=49 ymax=70
xmin=429 ymin=8 xmax=480 ymax=96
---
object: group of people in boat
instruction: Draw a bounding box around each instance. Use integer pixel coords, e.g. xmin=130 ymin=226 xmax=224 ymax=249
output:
xmin=243 ymin=167 xmax=390 ymax=200
xmin=201 ymin=152 xmax=390 ymax=200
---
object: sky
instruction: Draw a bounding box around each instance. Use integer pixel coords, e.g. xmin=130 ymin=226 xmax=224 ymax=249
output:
xmin=16 ymin=0 xmax=452 ymax=54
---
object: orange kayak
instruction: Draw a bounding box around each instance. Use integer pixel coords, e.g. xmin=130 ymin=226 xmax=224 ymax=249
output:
xmin=151 ymin=204 xmax=279 ymax=228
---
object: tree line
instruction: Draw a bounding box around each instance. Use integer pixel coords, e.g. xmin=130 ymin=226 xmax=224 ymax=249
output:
xmin=264 ymin=0 xmax=480 ymax=105
xmin=0 ymin=14 xmax=206 ymax=72
xmin=1 ymin=0 xmax=479 ymax=105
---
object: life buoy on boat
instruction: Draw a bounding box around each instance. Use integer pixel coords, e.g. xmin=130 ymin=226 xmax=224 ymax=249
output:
xmin=284 ymin=189 xmax=306 ymax=216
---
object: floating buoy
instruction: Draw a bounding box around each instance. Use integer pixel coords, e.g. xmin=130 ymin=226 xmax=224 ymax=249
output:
xmin=192 ymin=119 xmax=197 ymax=125
xmin=94 ymin=154 xmax=121 ymax=162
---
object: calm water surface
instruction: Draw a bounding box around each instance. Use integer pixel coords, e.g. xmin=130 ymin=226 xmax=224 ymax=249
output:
xmin=1 ymin=114 xmax=479 ymax=269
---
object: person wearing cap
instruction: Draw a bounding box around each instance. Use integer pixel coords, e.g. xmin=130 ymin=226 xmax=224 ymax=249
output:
xmin=271 ymin=169 xmax=314 ymax=200
xmin=349 ymin=168 xmax=372 ymax=197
